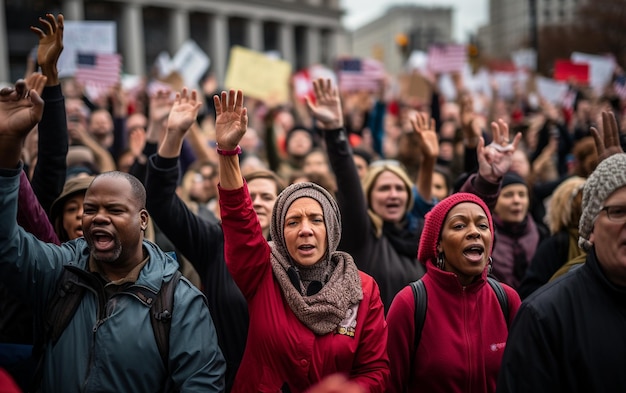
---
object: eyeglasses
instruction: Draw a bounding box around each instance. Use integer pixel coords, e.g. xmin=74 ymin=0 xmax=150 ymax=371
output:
xmin=600 ymin=206 xmax=626 ymax=223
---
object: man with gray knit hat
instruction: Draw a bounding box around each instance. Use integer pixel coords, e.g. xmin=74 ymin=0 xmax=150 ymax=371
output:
xmin=496 ymin=153 xmax=626 ymax=393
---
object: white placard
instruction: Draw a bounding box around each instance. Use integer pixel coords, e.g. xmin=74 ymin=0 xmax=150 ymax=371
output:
xmin=571 ymin=52 xmax=615 ymax=94
xmin=58 ymin=21 xmax=116 ymax=78
xmin=170 ymin=40 xmax=211 ymax=89
xmin=512 ymin=48 xmax=537 ymax=71
xmin=536 ymin=76 xmax=568 ymax=105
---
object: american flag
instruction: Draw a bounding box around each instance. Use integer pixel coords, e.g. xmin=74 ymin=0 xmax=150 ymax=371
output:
xmin=336 ymin=58 xmax=386 ymax=92
xmin=427 ymin=44 xmax=467 ymax=74
xmin=614 ymin=76 xmax=626 ymax=100
xmin=74 ymin=52 xmax=122 ymax=97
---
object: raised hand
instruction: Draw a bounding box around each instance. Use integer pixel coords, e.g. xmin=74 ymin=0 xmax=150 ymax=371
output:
xmin=24 ymin=72 xmax=47 ymax=97
xmin=409 ymin=112 xmax=439 ymax=161
xmin=213 ymin=90 xmax=248 ymax=150
xmin=167 ymin=88 xmax=202 ymax=137
xmin=0 ymin=79 xmax=45 ymax=168
xmin=476 ymin=118 xmax=522 ymax=182
xmin=30 ymin=13 xmax=64 ymax=85
xmin=0 ymin=79 xmax=45 ymax=139
xmin=306 ymin=78 xmax=343 ymax=130
xmin=591 ymin=111 xmax=624 ymax=162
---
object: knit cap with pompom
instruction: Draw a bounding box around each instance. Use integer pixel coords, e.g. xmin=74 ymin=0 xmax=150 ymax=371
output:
xmin=578 ymin=153 xmax=626 ymax=251
xmin=418 ymin=192 xmax=494 ymax=265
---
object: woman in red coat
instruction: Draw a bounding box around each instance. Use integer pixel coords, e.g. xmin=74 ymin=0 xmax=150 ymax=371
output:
xmin=387 ymin=191 xmax=522 ymax=393
xmin=214 ymin=88 xmax=389 ymax=393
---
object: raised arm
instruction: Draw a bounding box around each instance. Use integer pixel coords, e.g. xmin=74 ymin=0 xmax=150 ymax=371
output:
xmin=410 ymin=112 xmax=438 ymax=203
xmin=215 ymin=90 xmax=247 ymax=190
xmin=306 ymin=78 xmax=370 ymax=257
xmin=147 ymin=88 xmax=225 ymax=262
xmin=28 ymin=13 xmax=68 ymax=212
xmin=16 ymin=73 xmax=60 ymax=244
xmin=460 ymin=119 xmax=521 ymax=209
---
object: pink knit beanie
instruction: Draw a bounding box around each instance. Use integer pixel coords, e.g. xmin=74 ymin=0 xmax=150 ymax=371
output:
xmin=418 ymin=192 xmax=494 ymax=265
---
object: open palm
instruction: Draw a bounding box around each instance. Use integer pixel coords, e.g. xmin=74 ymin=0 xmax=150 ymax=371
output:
xmin=167 ymin=88 xmax=202 ymax=137
xmin=214 ymin=90 xmax=248 ymax=149
xmin=306 ymin=78 xmax=343 ymax=129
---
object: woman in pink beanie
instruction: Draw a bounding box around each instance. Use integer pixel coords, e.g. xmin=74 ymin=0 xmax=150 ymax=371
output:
xmin=387 ymin=191 xmax=521 ymax=393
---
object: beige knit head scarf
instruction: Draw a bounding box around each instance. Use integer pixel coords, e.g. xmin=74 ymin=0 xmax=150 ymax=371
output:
xmin=269 ymin=182 xmax=363 ymax=335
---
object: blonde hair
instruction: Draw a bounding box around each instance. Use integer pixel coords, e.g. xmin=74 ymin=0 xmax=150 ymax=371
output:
xmin=546 ymin=176 xmax=586 ymax=235
xmin=362 ymin=162 xmax=415 ymax=237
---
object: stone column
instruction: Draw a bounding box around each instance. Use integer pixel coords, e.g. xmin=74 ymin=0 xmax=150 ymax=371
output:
xmin=326 ymin=28 xmax=341 ymax=61
xmin=170 ymin=8 xmax=189 ymax=54
xmin=279 ymin=22 xmax=295 ymax=65
xmin=210 ymin=13 xmax=228 ymax=85
xmin=246 ymin=17 xmax=263 ymax=52
xmin=305 ymin=25 xmax=321 ymax=66
xmin=62 ymin=0 xmax=85 ymax=20
xmin=121 ymin=3 xmax=145 ymax=76
xmin=0 ymin=0 xmax=9 ymax=82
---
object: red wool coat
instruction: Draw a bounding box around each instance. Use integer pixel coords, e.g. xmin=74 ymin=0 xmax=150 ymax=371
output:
xmin=219 ymin=183 xmax=390 ymax=393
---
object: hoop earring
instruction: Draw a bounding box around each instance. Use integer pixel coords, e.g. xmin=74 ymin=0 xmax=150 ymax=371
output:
xmin=487 ymin=256 xmax=493 ymax=275
xmin=437 ymin=252 xmax=445 ymax=270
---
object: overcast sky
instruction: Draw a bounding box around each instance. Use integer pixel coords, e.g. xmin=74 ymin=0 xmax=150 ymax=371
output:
xmin=340 ymin=0 xmax=488 ymax=43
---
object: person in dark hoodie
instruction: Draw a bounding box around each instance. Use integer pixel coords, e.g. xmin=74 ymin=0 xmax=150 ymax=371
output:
xmin=145 ymin=87 xmax=285 ymax=392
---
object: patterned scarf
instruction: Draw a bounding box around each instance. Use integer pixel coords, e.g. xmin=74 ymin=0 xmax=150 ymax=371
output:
xmin=269 ymin=182 xmax=363 ymax=335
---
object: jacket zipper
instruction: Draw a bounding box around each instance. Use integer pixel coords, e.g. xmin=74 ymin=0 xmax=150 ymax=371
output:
xmin=81 ymin=282 xmax=108 ymax=391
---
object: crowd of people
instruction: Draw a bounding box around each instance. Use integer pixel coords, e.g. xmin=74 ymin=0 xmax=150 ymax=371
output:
xmin=1 ymin=11 xmax=626 ymax=393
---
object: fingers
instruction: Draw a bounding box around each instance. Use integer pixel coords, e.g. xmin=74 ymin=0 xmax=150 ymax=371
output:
xmin=603 ymin=111 xmax=619 ymax=148
xmin=590 ymin=126 xmax=604 ymax=155
xmin=14 ymin=80 xmax=28 ymax=100
xmin=511 ymin=131 xmax=522 ymax=150
xmin=213 ymin=94 xmax=222 ymax=116
xmin=57 ymin=14 xmax=65 ymax=28
xmin=312 ymin=79 xmax=322 ymax=99
xmin=241 ymin=107 xmax=248 ymax=130
xmin=28 ymin=89 xmax=44 ymax=107
xmin=304 ymin=95 xmax=315 ymax=114
xmin=311 ymin=78 xmax=334 ymax=101
xmin=39 ymin=15 xmax=54 ymax=34
xmin=220 ymin=91 xmax=228 ymax=113
xmin=235 ymin=89 xmax=243 ymax=110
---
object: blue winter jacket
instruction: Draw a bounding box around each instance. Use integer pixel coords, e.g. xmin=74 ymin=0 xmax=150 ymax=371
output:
xmin=0 ymin=165 xmax=225 ymax=392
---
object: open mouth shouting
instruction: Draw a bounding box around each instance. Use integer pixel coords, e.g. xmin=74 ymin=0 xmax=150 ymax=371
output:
xmin=463 ymin=243 xmax=485 ymax=264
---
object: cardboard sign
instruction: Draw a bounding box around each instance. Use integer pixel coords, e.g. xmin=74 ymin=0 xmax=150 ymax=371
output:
xmin=224 ymin=46 xmax=292 ymax=105
xmin=398 ymin=72 xmax=432 ymax=105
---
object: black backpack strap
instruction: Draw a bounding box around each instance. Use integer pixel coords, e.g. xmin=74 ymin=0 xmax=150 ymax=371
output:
xmin=487 ymin=276 xmax=510 ymax=328
xmin=410 ymin=279 xmax=427 ymax=355
xmin=150 ymin=270 xmax=182 ymax=370
xmin=32 ymin=266 xmax=88 ymax=392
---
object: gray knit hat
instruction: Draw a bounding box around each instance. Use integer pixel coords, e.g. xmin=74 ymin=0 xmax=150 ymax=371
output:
xmin=270 ymin=182 xmax=341 ymax=258
xmin=579 ymin=153 xmax=626 ymax=251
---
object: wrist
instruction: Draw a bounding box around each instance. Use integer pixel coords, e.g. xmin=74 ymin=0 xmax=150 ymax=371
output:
xmin=216 ymin=144 xmax=242 ymax=156
xmin=318 ymin=122 xmax=343 ymax=131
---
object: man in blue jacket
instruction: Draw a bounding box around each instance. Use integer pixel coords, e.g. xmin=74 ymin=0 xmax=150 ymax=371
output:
xmin=0 ymin=79 xmax=225 ymax=392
